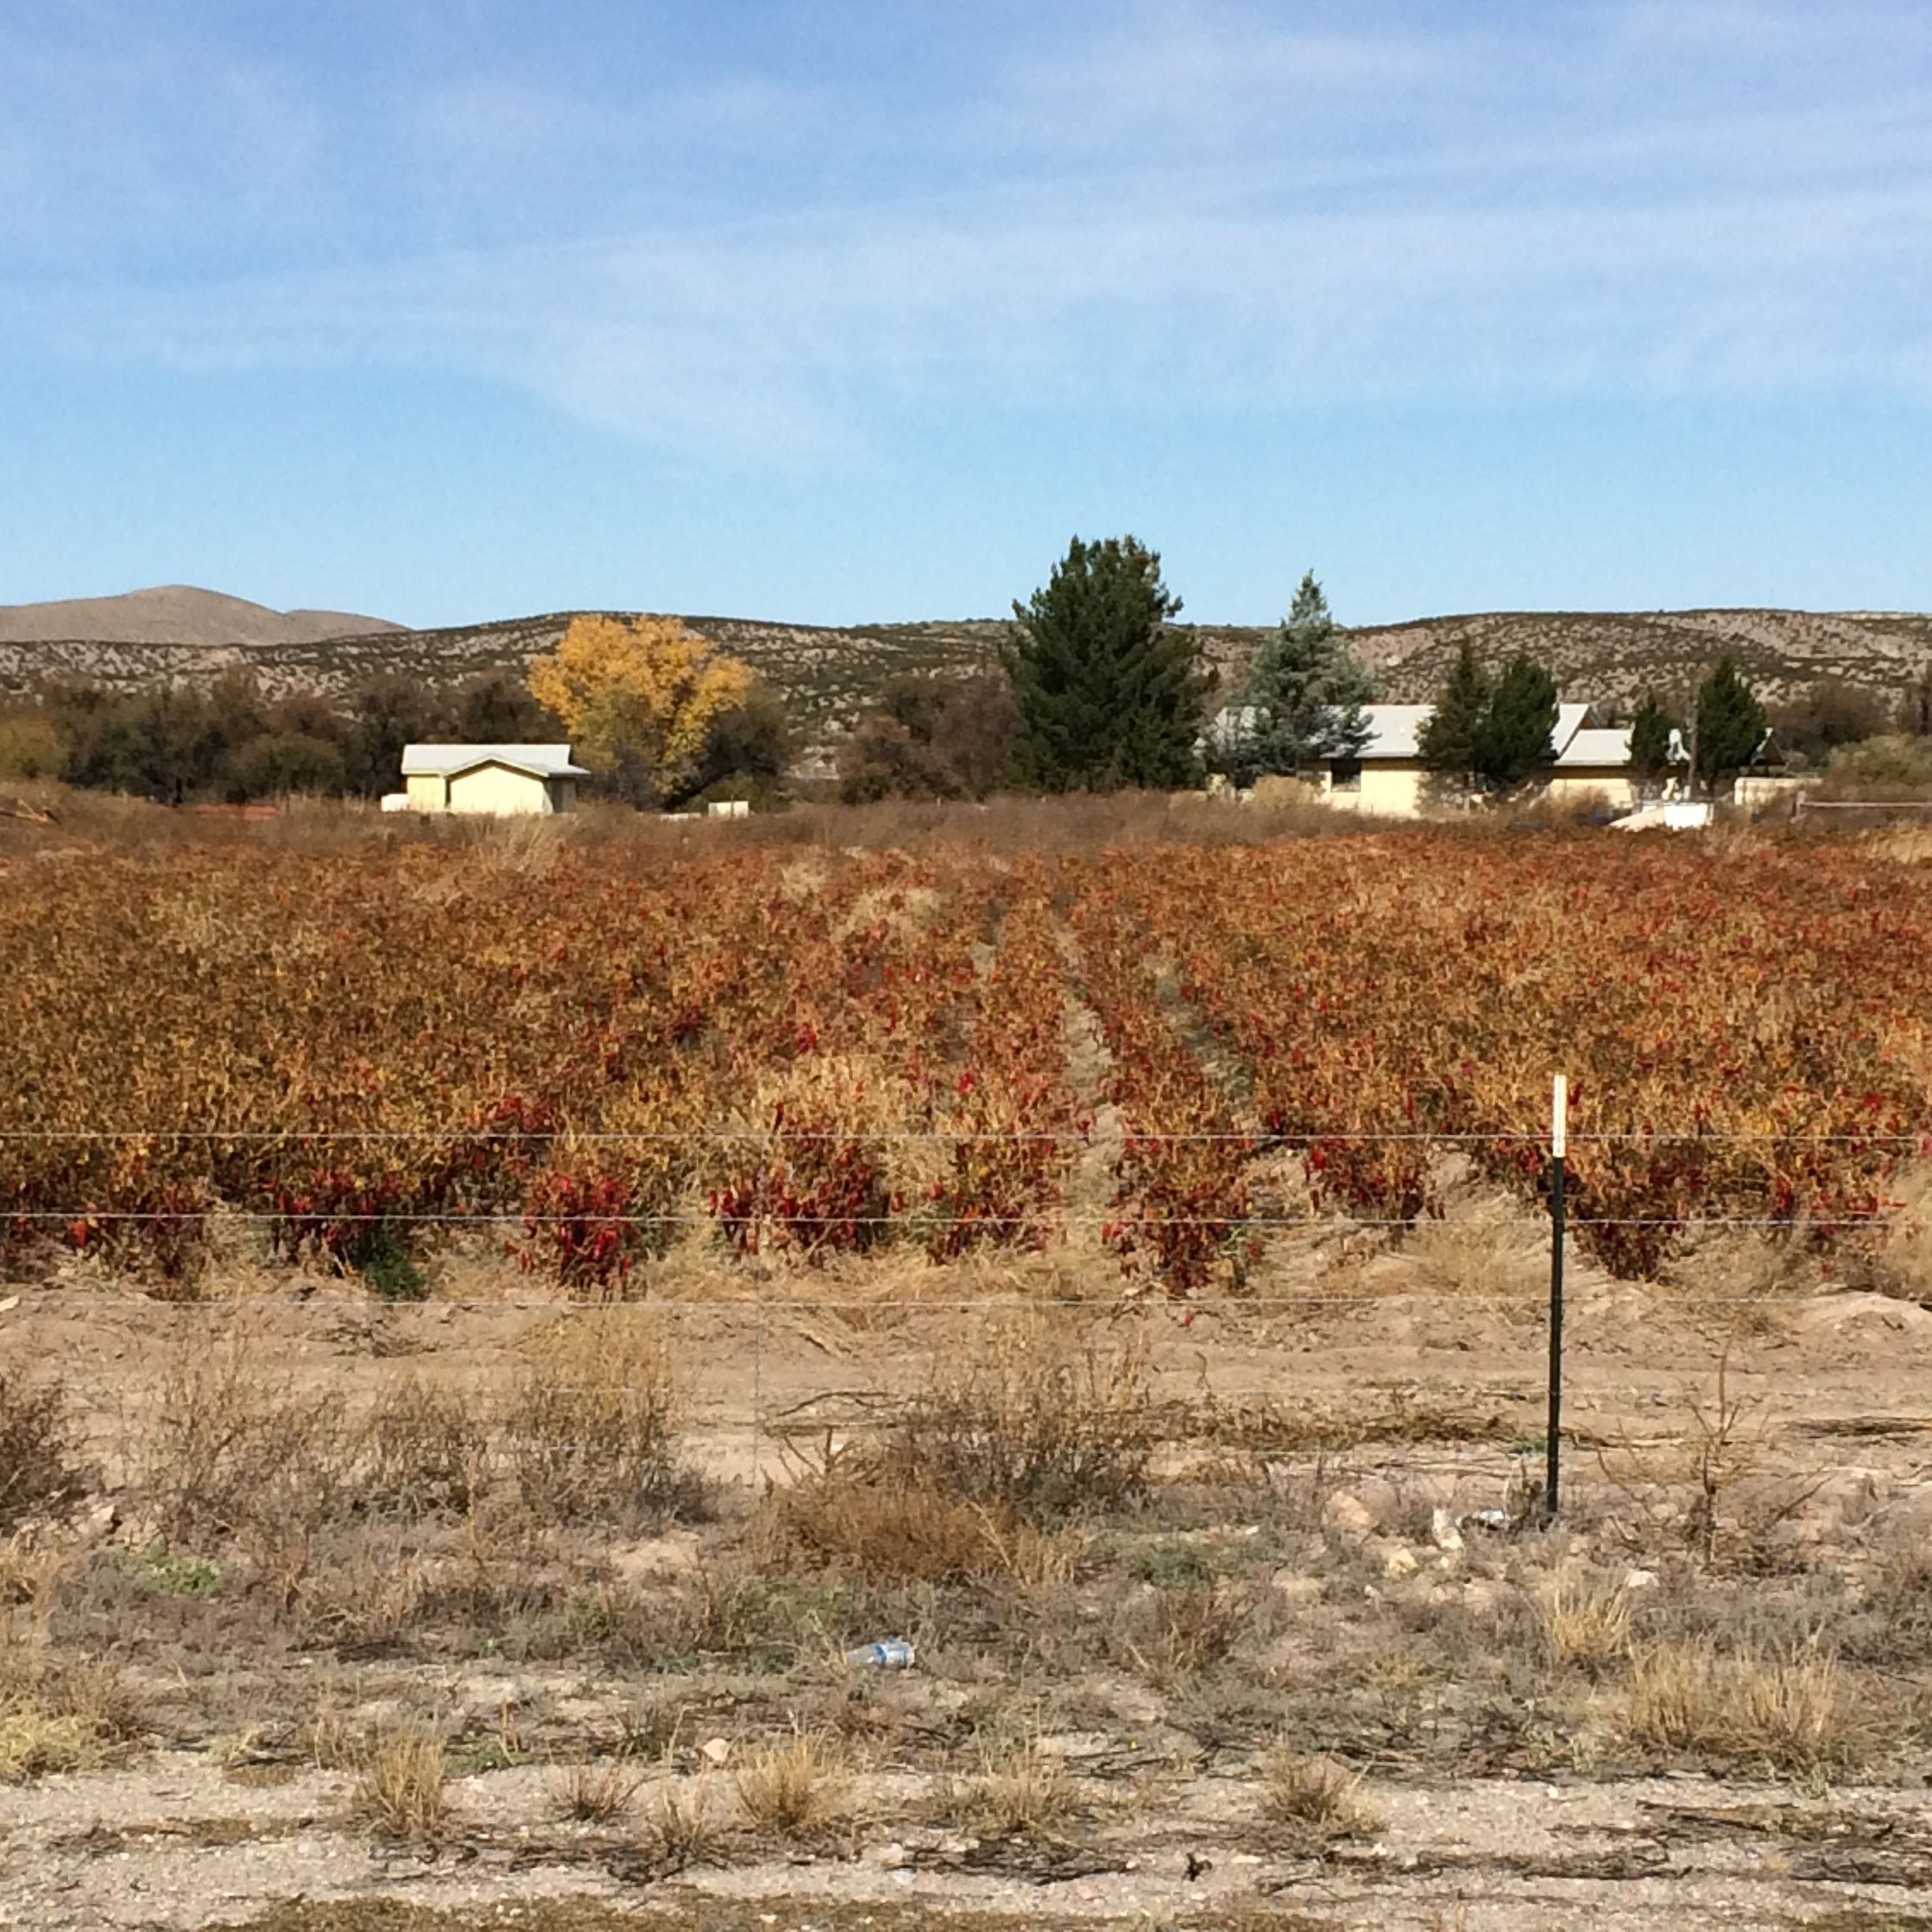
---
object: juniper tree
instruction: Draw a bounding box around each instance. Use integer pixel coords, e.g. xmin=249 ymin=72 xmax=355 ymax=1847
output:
xmin=1005 ymin=535 xmax=1205 ymax=791
xmin=1227 ymin=571 xmax=1376 ymax=784
xmin=1416 ymin=641 xmax=1491 ymax=786
xmin=1629 ymin=694 xmax=1676 ymax=794
xmin=1693 ymin=654 xmax=1767 ymax=792
xmin=1477 ymin=655 xmax=1559 ymax=790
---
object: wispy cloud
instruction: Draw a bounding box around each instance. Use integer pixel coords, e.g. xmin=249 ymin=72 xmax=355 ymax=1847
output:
xmin=3 ymin=0 xmax=1930 ymax=460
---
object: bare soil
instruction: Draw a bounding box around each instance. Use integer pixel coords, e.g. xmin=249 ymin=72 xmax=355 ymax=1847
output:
xmin=6 ymin=1237 xmax=1932 ymax=1930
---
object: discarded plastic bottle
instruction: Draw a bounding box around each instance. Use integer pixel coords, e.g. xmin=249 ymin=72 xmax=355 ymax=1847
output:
xmin=845 ymin=1638 xmax=915 ymax=1668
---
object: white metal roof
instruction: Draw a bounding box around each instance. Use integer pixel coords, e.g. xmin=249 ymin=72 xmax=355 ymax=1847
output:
xmin=1215 ymin=702 xmax=1597 ymax=763
xmin=1553 ymin=726 xmax=1632 ymax=769
xmin=400 ymin=743 xmax=590 ymax=781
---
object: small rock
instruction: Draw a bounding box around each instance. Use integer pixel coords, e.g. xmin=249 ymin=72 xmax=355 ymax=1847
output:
xmin=72 ymin=1500 xmax=119 ymax=1543
xmin=865 ymin=1840 xmax=911 ymax=1869
xmin=1324 ymin=1490 xmax=1375 ymax=1539
xmin=700 ymin=1737 xmax=732 ymax=1767
xmin=1623 ymin=1567 xmax=1661 ymax=1593
xmin=1381 ymin=1544 xmax=1420 ymax=1579
xmin=1429 ymin=1507 xmax=1465 ymax=1554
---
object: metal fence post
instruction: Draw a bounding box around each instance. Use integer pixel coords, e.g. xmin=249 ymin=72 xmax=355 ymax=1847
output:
xmin=1545 ymin=1073 xmax=1567 ymax=1522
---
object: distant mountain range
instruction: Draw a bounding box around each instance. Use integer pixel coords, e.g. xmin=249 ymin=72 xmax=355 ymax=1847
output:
xmin=2 ymin=586 xmax=1927 ymax=743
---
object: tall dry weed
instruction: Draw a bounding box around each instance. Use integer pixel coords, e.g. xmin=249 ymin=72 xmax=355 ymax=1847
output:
xmin=886 ymin=1316 xmax=1157 ymax=1523
xmin=1258 ymin=1747 xmax=1379 ymax=1844
xmin=500 ymin=1314 xmax=701 ymax=1527
xmin=140 ymin=1325 xmax=355 ymax=1544
xmin=0 ymin=1375 xmax=86 ymax=1533
xmin=945 ymin=1735 xmax=1074 ymax=1838
xmin=1538 ymin=1574 xmax=1633 ymax=1676
xmin=773 ymin=1432 xmax=1075 ymax=1585
xmin=361 ymin=1374 xmax=491 ymax=1518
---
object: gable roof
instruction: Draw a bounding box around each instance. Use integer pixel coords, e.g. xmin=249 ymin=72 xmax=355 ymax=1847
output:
xmin=1553 ymin=726 xmax=1633 ymax=769
xmin=1215 ymin=702 xmax=1597 ymax=763
xmin=401 ymin=743 xmax=590 ymax=781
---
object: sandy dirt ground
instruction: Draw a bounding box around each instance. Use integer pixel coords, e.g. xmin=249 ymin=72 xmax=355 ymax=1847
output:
xmin=6 ymin=1258 xmax=1932 ymax=1931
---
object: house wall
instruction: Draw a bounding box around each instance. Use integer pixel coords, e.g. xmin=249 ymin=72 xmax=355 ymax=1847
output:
xmin=1321 ymin=762 xmax=1427 ymax=818
xmin=1735 ymin=774 xmax=1819 ymax=815
xmin=1545 ymin=769 xmax=1639 ymax=812
xmin=404 ymin=773 xmax=447 ymax=811
xmin=444 ymin=764 xmax=554 ymax=816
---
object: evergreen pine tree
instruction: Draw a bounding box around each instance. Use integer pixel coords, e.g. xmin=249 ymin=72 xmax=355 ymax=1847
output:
xmin=1628 ymin=694 xmax=1676 ymax=792
xmin=1005 ymin=535 xmax=1204 ymax=791
xmin=1230 ymin=571 xmax=1377 ymax=783
xmin=1477 ymin=655 xmax=1559 ymax=790
xmin=1693 ymin=654 xmax=1767 ymax=792
xmin=1416 ymin=640 xmax=1491 ymax=784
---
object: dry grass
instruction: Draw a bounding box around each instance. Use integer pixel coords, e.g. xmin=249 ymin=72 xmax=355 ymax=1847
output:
xmin=776 ymin=1467 xmax=1007 ymax=1580
xmin=0 ymin=1635 xmax=137 ymax=1782
xmin=732 ymin=1731 xmax=851 ymax=1839
xmin=948 ymin=1736 xmax=1074 ymax=1838
xmin=139 ymin=1325 xmax=354 ymax=1544
xmin=1616 ymin=1641 xmax=1868 ymax=1773
xmin=0 ymin=1683 xmax=103 ymax=1780
xmin=886 ymin=1316 xmax=1157 ymax=1523
xmin=309 ymin=1702 xmax=361 ymax=1773
xmin=1258 ymin=1747 xmax=1378 ymax=1843
xmin=1403 ymin=1200 xmax=1545 ymax=1305
xmin=361 ymin=1375 xmax=490 ymax=1518
xmin=1121 ymin=1579 xmax=1245 ymax=1683
xmin=642 ymin=1777 xmax=721 ymax=1870
xmin=0 ymin=1374 xmax=86 ymax=1533
xmin=350 ymin=1728 xmax=449 ymax=1840
xmin=501 ymin=1316 xmax=701 ymax=1527
xmin=773 ymin=1435 xmax=1077 ymax=1586
xmin=552 ymin=1754 xmax=646 ymax=1825
xmin=1539 ymin=1574 xmax=1633 ymax=1676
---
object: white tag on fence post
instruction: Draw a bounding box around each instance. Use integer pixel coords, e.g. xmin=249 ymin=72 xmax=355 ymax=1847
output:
xmin=1552 ymin=1073 xmax=1568 ymax=1159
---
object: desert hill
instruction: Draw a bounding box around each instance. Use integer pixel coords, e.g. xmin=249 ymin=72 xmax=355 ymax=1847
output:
xmin=0 ymin=586 xmax=401 ymax=649
xmin=2 ymin=594 xmax=1927 ymax=741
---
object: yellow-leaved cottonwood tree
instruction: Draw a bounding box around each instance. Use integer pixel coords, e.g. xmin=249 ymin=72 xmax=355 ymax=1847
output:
xmin=527 ymin=614 xmax=753 ymax=806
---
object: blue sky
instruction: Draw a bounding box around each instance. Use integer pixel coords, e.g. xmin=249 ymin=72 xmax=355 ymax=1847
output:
xmin=2 ymin=0 xmax=1928 ymax=627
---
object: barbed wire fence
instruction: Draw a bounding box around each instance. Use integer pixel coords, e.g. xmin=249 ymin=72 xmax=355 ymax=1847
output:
xmin=5 ymin=1090 xmax=1930 ymax=1516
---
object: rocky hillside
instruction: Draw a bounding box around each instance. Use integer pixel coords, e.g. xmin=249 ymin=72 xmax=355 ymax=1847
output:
xmin=3 ymin=600 xmax=1928 ymax=742
xmin=1335 ymin=608 xmax=1932 ymax=711
xmin=0 ymin=610 xmax=1014 ymax=741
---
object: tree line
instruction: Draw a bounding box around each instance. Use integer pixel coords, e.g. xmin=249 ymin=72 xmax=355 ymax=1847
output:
xmin=838 ymin=535 xmax=1930 ymax=803
xmin=0 ymin=625 xmax=788 ymax=809
xmin=3 ymin=538 xmax=1927 ymax=807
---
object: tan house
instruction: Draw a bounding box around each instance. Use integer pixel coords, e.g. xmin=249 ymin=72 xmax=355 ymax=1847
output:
xmin=1217 ymin=702 xmax=1680 ymax=818
xmin=396 ymin=743 xmax=590 ymax=815
xmin=1316 ymin=703 xmax=1593 ymax=818
xmin=1544 ymin=726 xmax=1646 ymax=812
